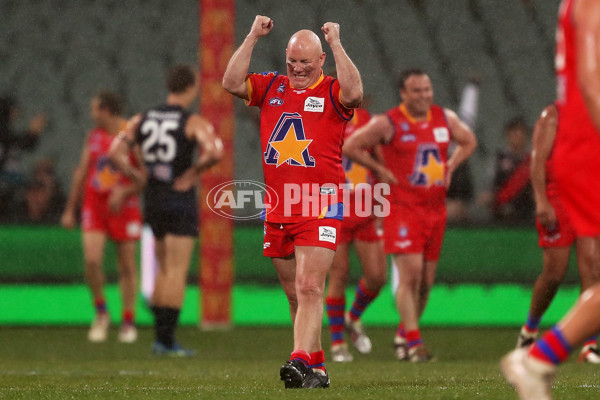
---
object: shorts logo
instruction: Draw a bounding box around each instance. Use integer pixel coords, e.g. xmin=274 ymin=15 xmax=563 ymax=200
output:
xmin=433 ymin=127 xmax=449 ymax=142
xmin=269 ymin=97 xmax=283 ymax=106
xmin=394 ymin=240 xmax=412 ymax=249
xmin=264 ymin=112 xmax=315 ymax=168
xmin=319 ymin=226 xmax=337 ymax=244
xmin=399 ymin=227 xmax=408 ymax=237
xmin=264 ymin=242 xmax=271 ymax=249
xmin=126 ymin=222 xmax=141 ymax=238
xmin=304 ymin=97 xmax=324 ymax=113
xmin=409 ymin=144 xmax=445 ymax=187
xmin=319 ymin=186 xmax=336 ymax=195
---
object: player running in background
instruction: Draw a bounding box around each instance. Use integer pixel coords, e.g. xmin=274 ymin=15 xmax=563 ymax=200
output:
xmin=61 ymin=91 xmax=144 ymax=343
xmin=515 ymin=104 xmax=600 ymax=363
xmin=223 ymin=16 xmax=362 ymax=388
xmin=325 ymin=106 xmax=387 ymax=362
xmin=344 ymin=69 xmax=476 ymax=362
xmin=110 ymin=64 xmax=222 ymax=356
xmin=502 ymin=0 xmax=600 ymax=398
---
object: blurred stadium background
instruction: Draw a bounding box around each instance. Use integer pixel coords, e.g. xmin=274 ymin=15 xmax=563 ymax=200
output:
xmin=0 ymin=0 xmax=581 ymax=328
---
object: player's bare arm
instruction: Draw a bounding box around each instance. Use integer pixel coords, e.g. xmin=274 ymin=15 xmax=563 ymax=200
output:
xmin=108 ymin=114 xmax=146 ymax=189
xmin=172 ymin=115 xmax=223 ymax=192
xmin=343 ymin=115 xmax=397 ymax=184
xmin=321 ymin=22 xmax=363 ymax=109
xmin=575 ymin=0 xmax=600 ymax=133
xmin=531 ymin=105 xmax=559 ymax=228
xmin=61 ymin=141 xmax=91 ymax=229
xmin=222 ymin=15 xmax=273 ymax=100
xmin=444 ymin=109 xmax=477 ymax=188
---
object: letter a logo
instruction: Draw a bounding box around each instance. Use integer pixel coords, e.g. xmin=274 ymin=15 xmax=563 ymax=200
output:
xmin=264 ymin=112 xmax=315 ymax=168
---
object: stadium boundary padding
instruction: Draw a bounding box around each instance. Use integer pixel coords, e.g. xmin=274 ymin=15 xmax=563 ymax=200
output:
xmin=0 ymin=225 xmax=581 ymax=283
xmin=0 ymin=283 xmax=580 ymax=327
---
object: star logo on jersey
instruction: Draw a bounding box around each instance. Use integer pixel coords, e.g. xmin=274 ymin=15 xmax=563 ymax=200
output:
xmin=342 ymin=157 xmax=369 ymax=186
xmin=264 ymin=112 xmax=315 ymax=168
xmin=93 ymin=156 xmax=119 ymax=190
xmin=409 ymin=144 xmax=445 ymax=187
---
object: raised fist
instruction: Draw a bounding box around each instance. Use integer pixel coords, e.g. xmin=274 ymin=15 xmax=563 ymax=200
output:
xmin=249 ymin=15 xmax=273 ymax=39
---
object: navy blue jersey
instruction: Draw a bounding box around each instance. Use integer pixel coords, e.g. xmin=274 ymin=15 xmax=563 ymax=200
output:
xmin=136 ymin=104 xmax=198 ymax=237
xmin=136 ymin=104 xmax=195 ymax=188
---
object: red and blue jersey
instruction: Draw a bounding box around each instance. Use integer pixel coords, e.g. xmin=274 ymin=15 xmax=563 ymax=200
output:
xmin=84 ymin=127 xmax=137 ymax=200
xmin=246 ymin=71 xmax=353 ymax=222
xmin=383 ymin=104 xmax=450 ymax=208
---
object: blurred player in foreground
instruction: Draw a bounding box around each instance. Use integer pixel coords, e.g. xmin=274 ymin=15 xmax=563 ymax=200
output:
xmin=515 ymin=104 xmax=600 ymax=363
xmin=502 ymin=0 xmax=600 ymax=398
xmin=344 ymin=69 xmax=476 ymax=362
xmin=325 ymin=106 xmax=387 ymax=362
xmin=223 ymin=16 xmax=362 ymax=388
xmin=110 ymin=64 xmax=222 ymax=356
xmin=61 ymin=91 xmax=144 ymax=343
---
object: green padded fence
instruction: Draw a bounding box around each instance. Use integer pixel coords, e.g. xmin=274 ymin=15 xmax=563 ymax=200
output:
xmin=0 ymin=225 xmax=580 ymax=284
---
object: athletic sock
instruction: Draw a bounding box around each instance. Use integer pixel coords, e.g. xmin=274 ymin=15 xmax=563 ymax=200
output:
xmin=94 ymin=298 xmax=107 ymax=314
xmin=309 ymin=350 xmax=326 ymax=374
xmin=529 ymin=326 xmax=572 ymax=365
xmin=122 ymin=310 xmax=134 ymax=325
xmin=396 ymin=322 xmax=406 ymax=339
xmin=349 ymin=278 xmax=379 ymax=322
xmin=406 ymin=329 xmax=423 ymax=350
xmin=583 ymin=335 xmax=598 ymax=348
xmin=290 ymin=350 xmax=311 ymax=369
xmin=153 ymin=306 xmax=180 ymax=348
xmin=524 ymin=313 xmax=541 ymax=333
xmin=325 ymin=296 xmax=346 ymax=346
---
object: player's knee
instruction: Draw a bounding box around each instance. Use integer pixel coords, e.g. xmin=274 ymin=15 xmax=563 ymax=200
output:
xmin=365 ymin=271 xmax=387 ymax=291
xmin=296 ymin=277 xmax=324 ymax=299
xmin=85 ymin=260 xmax=101 ymax=272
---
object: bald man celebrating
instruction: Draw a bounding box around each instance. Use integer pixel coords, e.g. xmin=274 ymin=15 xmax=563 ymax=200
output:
xmin=223 ymin=16 xmax=363 ymax=389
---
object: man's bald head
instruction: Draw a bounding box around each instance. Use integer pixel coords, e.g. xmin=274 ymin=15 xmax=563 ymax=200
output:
xmin=287 ymin=29 xmax=323 ymax=56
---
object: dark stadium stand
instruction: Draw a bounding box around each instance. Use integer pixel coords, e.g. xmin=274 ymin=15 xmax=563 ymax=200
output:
xmin=0 ymin=0 xmax=560 ymax=220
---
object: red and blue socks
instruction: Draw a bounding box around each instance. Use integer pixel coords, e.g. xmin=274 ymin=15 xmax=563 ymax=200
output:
xmin=524 ymin=313 xmax=541 ymax=334
xmin=94 ymin=298 xmax=107 ymax=314
xmin=529 ymin=326 xmax=573 ymax=365
xmin=325 ymin=296 xmax=346 ymax=346
xmin=406 ymin=329 xmax=423 ymax=351
xmin=309 ymin=350 xmax=326 ymax=374
xmin=122 ymin=309 xmax=135 ymax=326
xmin=349 ymin=279 xmax=379 ymax=322
xmin=290 ymin=350 xmax=311 ymax=369
xmin=396 ymin=322 xmax=406 ymax=340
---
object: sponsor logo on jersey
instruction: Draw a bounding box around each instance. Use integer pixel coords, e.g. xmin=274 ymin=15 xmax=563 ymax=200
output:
xmin=319 ymin=226 xmax=337 ymax=243
xmin=264 ymin=112 xmax=315 ymax=167
xmin=269 ymin=97 xmax=284 ymax=106
xmin=433 ymin=127 xmax=450 ymax=142
xmin=401 ymin=134 xmax=416 ymax=142
xmin=304 ymin=97 xmax=324 ymax=113
xmin=409 ymin=144 xmax=445 ymax=187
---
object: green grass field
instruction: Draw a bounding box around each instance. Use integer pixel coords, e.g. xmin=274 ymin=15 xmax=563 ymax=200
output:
xmin=1 ymin=326 xmax=599 ymax=399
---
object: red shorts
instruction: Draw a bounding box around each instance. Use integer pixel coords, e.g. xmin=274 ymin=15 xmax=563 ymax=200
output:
xmin=555 ymin=172 xmax=600 ymax=237
xmin=339 ymin=214 xmax=382 ymax=244
xmin=82 ymin=194 xmax=142 ymax=241
xmin=535 ymin=192 xmax=576 ymax=248
xmin=263 ymin=218 xmax=342 ymax=257
xmin=383 ymin=203 xmax=446 ymax=261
